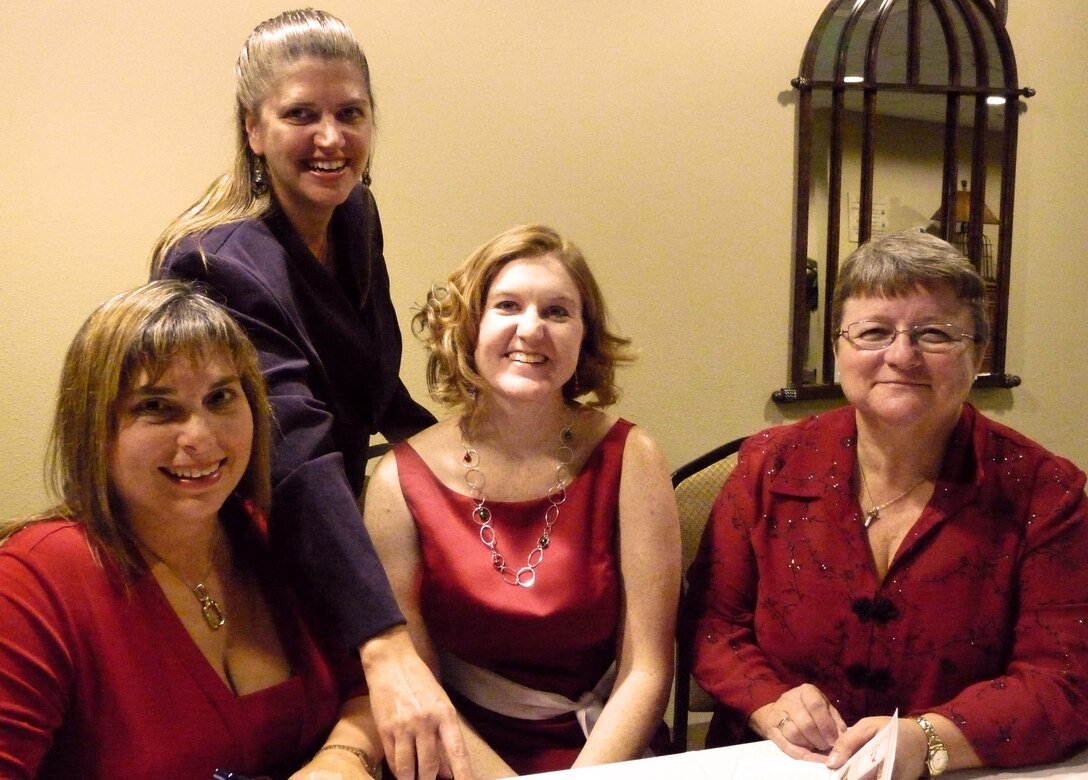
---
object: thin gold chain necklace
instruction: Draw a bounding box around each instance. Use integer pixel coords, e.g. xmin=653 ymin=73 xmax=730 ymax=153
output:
xmin=857 ymin=457 xmax=927 ymax=529
xmin=460 ymin=409 xmax=575 ymax=588
xmin=140 ymin=528 xmax=227 ymax=630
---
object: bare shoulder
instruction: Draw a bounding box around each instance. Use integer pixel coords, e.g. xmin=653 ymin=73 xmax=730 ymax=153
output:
xmin=617 ymin=420 xmax=679 ymax=525
xmin=367 ymin=417 xmax=457 ymax=496
xmin=392 ymin=416 xmax=464 ymax=490
xmin=367 ymin=446 xmax=400 ymax=491
xmin=364 ymin=450 xmax=405 ymax=521
xmin=616 ymin=420 xmax=680 ymax=566
xmin=363 ymin=446 xmax=422 ymax=577
xmin=404 ymin=415 xmax=460 ymax=452
xmin=576 ymin=406 xmax=618 ymax=444
xmin=620 ymin=421 xmax=670 ymax=471
xmin=575 ymin=409 xmax=668 ymax=475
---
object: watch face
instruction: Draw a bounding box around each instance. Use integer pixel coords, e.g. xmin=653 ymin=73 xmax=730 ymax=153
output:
xmin=929 ymin=749 xmax=949 ymax=773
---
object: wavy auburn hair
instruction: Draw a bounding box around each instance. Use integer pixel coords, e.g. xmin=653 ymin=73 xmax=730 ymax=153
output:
xmin=413 ymin=224 xmax=635 ymax=426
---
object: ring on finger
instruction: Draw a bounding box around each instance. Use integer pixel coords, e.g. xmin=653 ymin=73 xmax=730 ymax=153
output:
xmin=776 ymin=714 xmax=791 ymax=730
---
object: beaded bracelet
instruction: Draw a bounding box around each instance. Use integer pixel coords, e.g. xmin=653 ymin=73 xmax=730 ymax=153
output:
xmin=317 ymin=744 xmax=381 ymax=779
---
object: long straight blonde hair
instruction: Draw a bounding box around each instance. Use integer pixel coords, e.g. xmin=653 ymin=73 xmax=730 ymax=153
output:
xmin=150 ymin=9 xmax=373 ymax=271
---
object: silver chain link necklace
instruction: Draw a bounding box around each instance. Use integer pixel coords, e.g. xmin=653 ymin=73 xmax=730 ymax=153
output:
xmin=460 ymin=409 xmax=575 ymax=587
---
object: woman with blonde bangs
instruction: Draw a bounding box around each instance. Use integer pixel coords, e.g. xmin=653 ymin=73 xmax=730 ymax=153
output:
xmin=365 ymin=224 xmax=680 ymax=776
xmin=27 ymin=282 xmax=272 ymax=577
xmin=151 ymin=10 xmax=468 ymax=777
xmin=0 ymin=281 xmax=384 ymax=778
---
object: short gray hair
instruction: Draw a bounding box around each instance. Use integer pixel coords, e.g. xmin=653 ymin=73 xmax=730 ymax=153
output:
xmin=831 ymin=227 xmax=990 ymax=348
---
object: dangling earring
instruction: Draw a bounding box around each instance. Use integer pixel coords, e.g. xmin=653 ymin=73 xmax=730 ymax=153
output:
xmin=570 ymin=368 xmax=581 ymax=398
xmin=252 ymin=156 xmax=268 ymax=196
xmin=362 ymin=160 xmax=372 ymax=188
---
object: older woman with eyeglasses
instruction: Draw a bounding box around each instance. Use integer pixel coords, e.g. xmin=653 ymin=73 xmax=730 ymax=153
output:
xmin=686 ymin=228 xmax=1088 ymax=779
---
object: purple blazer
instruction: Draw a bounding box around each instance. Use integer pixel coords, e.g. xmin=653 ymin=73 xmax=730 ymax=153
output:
xmin=157 ymin=183 xmax=435 ymax=647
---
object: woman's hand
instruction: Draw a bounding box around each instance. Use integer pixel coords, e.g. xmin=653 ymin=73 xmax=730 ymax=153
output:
xmin=749 ymin=684 xmax=847 ymax=760
xmin=361 ymin=626 xmax=472 ymax=779
xmin=826 ymin=716 xmax=928 ymax=780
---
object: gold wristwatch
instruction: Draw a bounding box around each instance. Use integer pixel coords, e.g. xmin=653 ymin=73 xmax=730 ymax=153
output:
xmin=913 ymin=715 xmax=948 ymax=776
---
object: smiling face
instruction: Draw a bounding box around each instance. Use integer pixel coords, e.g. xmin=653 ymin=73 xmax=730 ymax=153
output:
xmin=473 ymin=254 xmax=585 ymax=405
xmin=245 ymin=56 xmax=372 ymax=238
xmin=109 ymin=353 xmax=254 ymax=537
xmin=836 ymin=283 xmax=983 ymax=434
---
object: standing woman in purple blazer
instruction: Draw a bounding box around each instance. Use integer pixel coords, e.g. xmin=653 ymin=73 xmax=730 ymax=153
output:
xmin=151 ymin=10 xmax=469 ymax=778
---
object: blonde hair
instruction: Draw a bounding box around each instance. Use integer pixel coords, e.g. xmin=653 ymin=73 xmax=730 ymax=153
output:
xmin=0 ymin=281 xmax=272 ymax=578
xmin=413 ymin=224 xmax=635 ymax=427
xmin=150 ymin=9 xmax=372 ymax=271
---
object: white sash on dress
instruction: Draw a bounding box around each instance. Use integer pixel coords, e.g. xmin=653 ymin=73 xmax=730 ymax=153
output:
xmin=439 ymin=649 xmax=617 ymax=738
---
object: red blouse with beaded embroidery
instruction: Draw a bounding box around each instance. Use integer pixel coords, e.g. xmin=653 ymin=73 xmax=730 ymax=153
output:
xmin=687 ymin=404 xmax=1088 ymax=767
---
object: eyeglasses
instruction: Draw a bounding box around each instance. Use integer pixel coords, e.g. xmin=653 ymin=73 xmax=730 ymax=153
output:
xmin=836 ymin=320 xmax=978 ymax=353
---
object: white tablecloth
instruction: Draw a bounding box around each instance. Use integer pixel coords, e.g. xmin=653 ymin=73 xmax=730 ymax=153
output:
xmin=520 ymin=740 xmax=1088 ymax=779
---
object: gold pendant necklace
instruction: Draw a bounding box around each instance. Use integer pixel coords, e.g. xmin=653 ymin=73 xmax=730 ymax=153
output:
xmin=460 ymin=409 xmax=575 ymax=587
xmin=140 ymin=529 xmax=227 ymax=630
xmin=857 ymin=457 xmax=927 ymax=528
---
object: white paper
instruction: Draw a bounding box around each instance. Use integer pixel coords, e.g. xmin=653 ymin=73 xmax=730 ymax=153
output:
xmin=730 ymin=711 xmax=899 ymax=780
xmin=831 ymin=711 xmax=899 ymax=780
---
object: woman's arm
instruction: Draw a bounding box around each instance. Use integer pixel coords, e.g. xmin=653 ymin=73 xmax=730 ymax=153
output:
xmin=828 ymin=713 xmax=981 ymax=780
xmin=837 ymin=458 xmax=1088 ymax=773
xmin=685 ymin=438 xmax=851 ymax=758
xmin=923 ymin=466 xmax=1088 ymax=767
xmin=364 ymin=453 xmax=502 ymax=779
xmin=686 ymin=443 xmax=795 ymax=722
xmin=571 ymin=427 xmax=680 ymax=767
xmin=0 ymin=545 xmax=72 ymax=779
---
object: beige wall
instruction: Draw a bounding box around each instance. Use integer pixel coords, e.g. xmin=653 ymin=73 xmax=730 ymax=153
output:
xmin=2 ymin=1 xmax=1086 ymax=518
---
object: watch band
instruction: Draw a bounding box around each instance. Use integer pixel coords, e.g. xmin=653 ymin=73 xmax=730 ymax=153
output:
xmin=913 ymin=715 xmax=949 ymax=776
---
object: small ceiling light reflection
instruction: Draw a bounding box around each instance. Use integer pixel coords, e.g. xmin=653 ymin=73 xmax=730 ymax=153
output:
xmin=986 ymin=95 xmax=1007 ymax=105
xmin=844 ymin=75 xmax=864 ymax=83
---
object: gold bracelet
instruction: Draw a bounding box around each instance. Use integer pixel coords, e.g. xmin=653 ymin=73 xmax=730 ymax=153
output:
xmin=317 ymin=744 xmax=381 ymax=778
